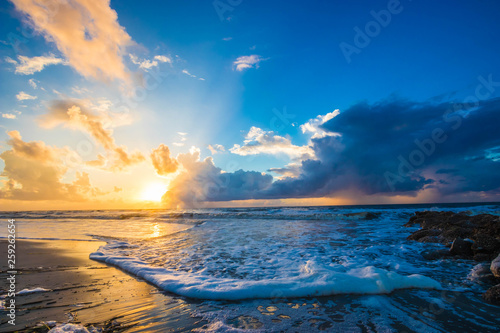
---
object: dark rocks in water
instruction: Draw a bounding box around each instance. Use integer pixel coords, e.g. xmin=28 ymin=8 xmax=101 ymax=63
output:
xmin=405 ymin=211 xmax=500 ymax=260
xmin=407 ymin=229 xmax=442 ymax=241
xmin=483 ymin=284 xmax=500 ymax=305
xmin=491 ymin=254 xmax=500 ymax=278
xmin=449 ymin=238 xmax=473 ymax=257
xmin=406 ymin=211 xmax=500 ymax=305
xmin=343 ymin=211 xmax=381 ymax=220
xmin=420 ymin=249 xmax=450 ymax=260
xmin=472 ymin=234 xmax=500 ymax=257
xmin=473 ymin=253 xmax=491 ymax=262
xmin=468 ymin=263 xmax=497 ymax=284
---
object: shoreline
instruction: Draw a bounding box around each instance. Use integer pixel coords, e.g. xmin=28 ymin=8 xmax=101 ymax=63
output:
xmin=0 ymin=239 xmax=204 ymax=332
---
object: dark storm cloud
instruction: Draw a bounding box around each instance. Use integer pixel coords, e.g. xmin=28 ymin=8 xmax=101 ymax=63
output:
xmin=260 ymin=97 xmax=500 ymax=199
xmin=172 ymin=96 xmax=500 ymax=207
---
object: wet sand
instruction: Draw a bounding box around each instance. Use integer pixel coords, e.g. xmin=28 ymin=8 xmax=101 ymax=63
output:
xmin=0 ymin=240 xmax=205 ymax=332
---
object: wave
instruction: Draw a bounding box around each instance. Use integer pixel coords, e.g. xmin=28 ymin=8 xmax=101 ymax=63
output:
xmin=2 ymin=203 xmax=499 ymax=222
xmin=90 ymin=242 xmax=441 ymax=301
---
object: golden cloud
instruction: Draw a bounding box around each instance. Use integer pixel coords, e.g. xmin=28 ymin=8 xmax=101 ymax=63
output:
xmin=11 ymin=0 xmax=133 ymax=84
xmin=40 ymin=100 xmax=145 ymax=171
xmin=0 ymin=131 xmax=102 ymax=201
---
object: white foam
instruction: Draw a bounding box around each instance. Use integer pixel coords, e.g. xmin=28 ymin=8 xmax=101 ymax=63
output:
xmin=91 ymin=247 xmax=440 ymax=300
xmin=48 ymin=324 xmax=91 ymax=333
xmin=0 ymin=287 xmax=51 ymax=299
xmin=17 ymin=287 xmax=52 ymax=295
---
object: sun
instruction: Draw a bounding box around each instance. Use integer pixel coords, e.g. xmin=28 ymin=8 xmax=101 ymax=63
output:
xmin=140 ymin=182 xmax=167 ymax=202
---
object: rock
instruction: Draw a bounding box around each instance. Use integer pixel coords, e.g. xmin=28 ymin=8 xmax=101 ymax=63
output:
xmin=449 ymin=238 xmax=473 ymax=257
xmin=467 ymin=263 xmax=496 ymax=284
xmin=473 ymin=253 xmax=491 ymax=262
xmin=471 ymin=234 xmax=500 ymax=255
xmin=442 ymin=226 xmax=473 ymax=240
xmin=491 ymin=254 xmax=500 ymax=278
xmin=421 ymin=249 xmax=450 ymax=260
xmin=407 ymin=229 xmax=441 ymax=242
xmin=406 ymin=211 xmax=500 ymax=260
xmin=483 ymin=284 xmax=500 ymax=305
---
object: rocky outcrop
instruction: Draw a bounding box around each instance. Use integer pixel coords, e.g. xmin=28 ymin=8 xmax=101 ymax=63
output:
xmin=483 ymin=284 xmax=500 ymax=305
xmin=406 ymin=211 xmax=500 ymax=305
xmin=449 ymin=238 xmax=473 ymax=256
xmin=405 ymin=211 xmax=500 ymax=260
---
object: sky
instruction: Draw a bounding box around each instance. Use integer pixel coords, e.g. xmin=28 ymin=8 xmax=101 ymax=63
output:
xmin=0 ymin=0 xmax=499 ymax=210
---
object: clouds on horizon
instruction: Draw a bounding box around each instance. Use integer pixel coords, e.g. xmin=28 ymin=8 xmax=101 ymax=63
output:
xmin=157 ymin=97 xmax=500 ymax=207
xmin=261 ymin=97 xmax=500 ymax=200
xmin=161 ymin=148 xmax=273 ymax=208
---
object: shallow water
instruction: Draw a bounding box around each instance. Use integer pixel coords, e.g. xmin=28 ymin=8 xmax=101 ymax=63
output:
xmin=1 ymin=203 xmax=500 ymax=332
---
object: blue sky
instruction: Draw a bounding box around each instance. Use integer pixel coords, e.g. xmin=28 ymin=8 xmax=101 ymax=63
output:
xmin=1 ymin=0 xmax=499 ymax=209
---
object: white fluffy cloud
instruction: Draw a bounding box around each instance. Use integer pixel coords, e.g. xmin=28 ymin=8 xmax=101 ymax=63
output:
xmin=16 ymin=91 xmax=37 ymax=101
xmin=154 ymin=55 xmax=171 ymax=63
xmin=230 ymin=126 xmax=314 ymax=160
xmin=208 ymin=144 xmax=225 ymax=154
xmin=6 ymin=54 xmax=65 ymax=75
xmin=11 ymin=0 xmax=133 ymax=84
xmin=233 ymin=55 xmax=264 ymax=71
xmin=2 ymin=114 xmax=17 ymax=119
xmin=129 ymin=54 xmax=171 ymax=71
xmin=300 ymin=110 xmax=340 ymax=138
xmin=28 ymin=78 xmax=38 ymax=89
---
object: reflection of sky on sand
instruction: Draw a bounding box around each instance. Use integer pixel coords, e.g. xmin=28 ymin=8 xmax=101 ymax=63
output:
xmin=0 ymin=218 xmax=193 ymax=241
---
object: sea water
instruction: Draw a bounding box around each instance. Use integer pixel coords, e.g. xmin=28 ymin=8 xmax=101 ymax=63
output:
xmin=1 ymin=203 xmax=500 ymax=332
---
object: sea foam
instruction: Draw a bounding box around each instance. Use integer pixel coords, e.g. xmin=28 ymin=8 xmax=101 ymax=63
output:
xmin=90 ymin=244 xmax=441 ymax=300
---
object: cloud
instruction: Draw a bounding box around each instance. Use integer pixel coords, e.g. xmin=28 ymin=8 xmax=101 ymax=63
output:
xmin=230 ymin=126 xmax=314 ymax=160
xmin=154 ymin=55 xmax=171 ymax=63
xmin=208 ymin=144 xmax=225 ymax=154
xmin=151 ymin=144 xmax=179 ymax=176
xmin=300 ymin=110 xmax=340 ymax=138
xmin=160 ymin=97 xmax=500 ymax=205
xmin=16 ymin=91 xmax=37 ymax=101
xmin=11 ymin=0 xmax=133 ymax=84
xmin=39 ymin=100 xmax=145 ymax=171
xmin=182 ymin=69 xmax=195 ymax=77
xmin=261 ymin=97 xmax=500 ymax=199
xmin=28 ymin=78 xmax=38 ymax=89
xmin=161 ymin=148 xmax=273 ymax=208
xmin=173 ymin=131 xmax=188 ymax=147
xmin=181 ymin=69 xmax=204 ymax=80
xmin=2 ymin=114 xmax=17 ymax=119
xmin=6 ymin=54 xmax=65 ymax=75
xmin=233 ymin=55 xmax=264 ymax=71
xmin=0 ymin=131 xmax=103 ymax=201
xmin=129 ymin=54 xmax=171 ymax=71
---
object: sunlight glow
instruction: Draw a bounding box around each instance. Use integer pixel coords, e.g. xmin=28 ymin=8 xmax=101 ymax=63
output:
xmin=140 ymin=183 xmax=167 ymax=202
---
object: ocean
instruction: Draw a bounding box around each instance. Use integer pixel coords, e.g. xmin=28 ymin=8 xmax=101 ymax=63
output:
xmin=2 ymin=203 xmax=500 ymax=332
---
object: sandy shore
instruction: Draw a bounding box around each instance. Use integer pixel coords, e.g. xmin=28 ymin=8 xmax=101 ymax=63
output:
xmin=0 ymin=239 xmax=205 ymax=332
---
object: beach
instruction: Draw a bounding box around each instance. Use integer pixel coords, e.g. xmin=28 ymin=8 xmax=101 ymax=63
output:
xmin=0 ymin=239 xmax=204 ymax=332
